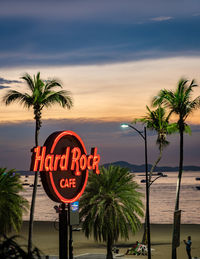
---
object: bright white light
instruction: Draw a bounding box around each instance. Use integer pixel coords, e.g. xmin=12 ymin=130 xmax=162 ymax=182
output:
xmin=121 ymin=124 xmax=129 ymax=128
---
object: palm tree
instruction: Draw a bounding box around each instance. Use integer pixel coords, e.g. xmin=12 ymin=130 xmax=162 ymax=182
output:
xmin=134 ymin=106 xmax=177 ymax=177
xmin=0 ymin=235 xmax=42 ymax=258
xmin=152 ymin=78 xmax=200 ymax=259
xmin=2 ymin=72 xmax=73 ymax=255
xmin=0 ymin=168 xmax=28 ymax=237
xmin=133 ymin=105 xmax=177 ymax=244
xmin=79 ymin=165 xmax=144 ymax=259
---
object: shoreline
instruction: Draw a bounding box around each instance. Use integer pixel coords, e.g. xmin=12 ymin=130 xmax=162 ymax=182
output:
xmin=12 ymin=221 xmax=200 ymax=258
xmin=21 ymin=171 xmax=200 ymax=224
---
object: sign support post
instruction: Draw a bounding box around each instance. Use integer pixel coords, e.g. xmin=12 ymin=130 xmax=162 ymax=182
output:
xmin=59 ymin=203 xmax=68 ymax=259
xmin=68 ymin=203 xmax=73 ymax=259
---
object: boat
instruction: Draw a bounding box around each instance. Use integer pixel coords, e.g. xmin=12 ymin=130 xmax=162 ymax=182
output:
xmin=29 ymin=184 xmax=41 ymax=187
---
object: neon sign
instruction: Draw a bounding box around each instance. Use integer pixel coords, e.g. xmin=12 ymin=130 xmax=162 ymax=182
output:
xmin=30 ymin=131 xmax=100 ymax=203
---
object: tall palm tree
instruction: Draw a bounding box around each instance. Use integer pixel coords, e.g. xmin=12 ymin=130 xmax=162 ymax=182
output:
xmin=2 ymin=72 xmax=73 ymax=255
xmin=0 ymin=168 xmax=28 ymax=237
xmin=133 ymin=106 xmax=178 ymax=181
xmin=80 ymin=165 xmax=144 ymax=259
xmin=134 ymin=106 xmax=177 ymax=177
xmin=133 ymin=105 xmax=177 ymax=244
xmin=152 ymin=78 xmax=200 ymax=259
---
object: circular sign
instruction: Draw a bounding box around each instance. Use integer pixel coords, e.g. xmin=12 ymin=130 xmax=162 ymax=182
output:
xmin=39 ymin=131 xmax=88 ymax=203
xmin=31 ymin=130 xmax=100 ymax=203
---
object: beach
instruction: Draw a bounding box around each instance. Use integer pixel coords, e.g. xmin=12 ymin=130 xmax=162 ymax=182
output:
xmin=15 ymin=221 xmax=200 ymax=259
xmin=16 ymin=171 xmax=200 ymax=258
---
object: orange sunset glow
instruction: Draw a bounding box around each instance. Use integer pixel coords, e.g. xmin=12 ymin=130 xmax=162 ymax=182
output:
xmin=1 ymin=0 xmax=200 ymax=171
xmin=1 ymin=57 xmax=200 ymax=124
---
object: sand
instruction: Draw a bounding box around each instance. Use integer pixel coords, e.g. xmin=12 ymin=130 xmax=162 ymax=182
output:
xmin=12 ymin=221 xmax=200 ymax=259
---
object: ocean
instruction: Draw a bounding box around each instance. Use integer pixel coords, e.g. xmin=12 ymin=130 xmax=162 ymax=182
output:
xmin=21 ymin=171 xmax=200 ymax=224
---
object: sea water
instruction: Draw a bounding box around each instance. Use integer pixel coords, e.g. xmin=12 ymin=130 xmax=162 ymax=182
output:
xmin=21 ymin=171 xmax=200 ymax=224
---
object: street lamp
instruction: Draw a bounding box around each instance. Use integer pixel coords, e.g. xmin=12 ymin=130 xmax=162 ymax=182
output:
xmin=121 ymin=123 xmax=151 ymax=259
xmin=148 ymin=173 xmax=167 ymax=187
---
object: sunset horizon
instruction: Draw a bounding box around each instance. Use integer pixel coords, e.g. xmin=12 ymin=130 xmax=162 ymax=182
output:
xmin=0 ymin=0 xmax=200 ymax=171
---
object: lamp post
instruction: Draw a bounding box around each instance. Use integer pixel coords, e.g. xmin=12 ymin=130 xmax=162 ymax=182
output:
xmin=121 ymin=123 xmax=151 ymax=259
xmin=148 ymin=173 xmax=167 ymax=187
xmin=141 ymin=172 xmax=167 ymax=245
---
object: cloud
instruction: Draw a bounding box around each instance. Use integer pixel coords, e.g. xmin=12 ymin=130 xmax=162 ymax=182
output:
xmin=193 ymin=13 xmax=200 ymax=17
xmin=0 ymin=1 xmax=200 ymax=67
xmin=0 ymin=77 xmax=21 ymax=84
xmin=0 ymin=85 xmax=10 ymax=89
xmin=151 ymin=16 xmax=173 ymax=22
xmin=0 ymin=16 xmax=200 ymax=67
xmin=0 ymin=77 xmax=22 ymax=89
xmin=0 ymin=0 xmax=199 ymax=23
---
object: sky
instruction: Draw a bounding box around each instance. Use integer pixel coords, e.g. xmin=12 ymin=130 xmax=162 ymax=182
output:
xmin=0 ymin=0 xmax=200 ymax=170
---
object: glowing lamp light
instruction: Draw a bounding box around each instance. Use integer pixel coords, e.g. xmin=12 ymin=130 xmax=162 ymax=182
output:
xmin=121 ymin=123 xmax=129 ymax=128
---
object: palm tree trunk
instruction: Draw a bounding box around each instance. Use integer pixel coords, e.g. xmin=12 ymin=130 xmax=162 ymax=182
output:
xmin=174 ymin=129 xmax=183 ymax=211
xmin=106 ymin=235 xmax=113 ymax=259
xmin=149 ymin=148 xmax=163 ymax=182
xmin=172 ymin=128 xmax=184 ymax=259
xmin=142 ymin=147 xmax=163 ymax=244
xmin=28 ymin=118 xmax=40 ymax=257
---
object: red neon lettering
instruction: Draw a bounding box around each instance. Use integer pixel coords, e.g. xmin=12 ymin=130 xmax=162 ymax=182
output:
xmin=60 ymin=178 xmax=76 ymax=188
xmin=71 ymin=147 xmax=81 ymax=176
xmin=45 ymin=154 xmax=54 ymax=171
xmin=70 ymin=178 xmax=76 ymax=187
xmin=60 ymin=147 xmax=70 ymax=171
xmin=87 ymin=155 xmax=93 ymax=170
xmin=33 ymin=146 xmax=46 ymax=171
xmin=91 ymin=147 xmax=100 ymax=174
xmin=80 ymin=154 xmax=87 ymax=170
xmin=54 ymin=155 xmax=61 ymax=171
xmin=60 ymin=179 xmax=65 ymax=188
xmin=32 ymin=145 xmax=100 ymax=175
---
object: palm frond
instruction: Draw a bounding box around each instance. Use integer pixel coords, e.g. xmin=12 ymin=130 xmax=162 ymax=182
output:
xmin=152 ymin=89 xmax=168 ymax=107
xmin=21 ymin=73 xmax=34 ymax=92
xmin=44 ymin=79 xmax=62 ymax=91
xmin=80 ymin=166 xmax=144 ymax=244
xmin=166 ymin=123 xmax=179 ymax=134
xmin=134 ymin=105 xmax=172 ymax=146
xmin=184 ymin=124 xmax=192 ymax=135
xmin=2 ymin=73 xmax=73 ymax=121
xmin=153 ymin=78 xmax=200 ymax=124
xmin=42 ymin=90 xmax=73 ymax=109
xmin=184 ymin=79 xmax=196 ymax=103
xmin=0 ymin=168 xmax=29 ymax=235
xmin=2 ymin=90 xmax=33 ymax=108
xmin=177 ymin=78 xmax=187 ymax=95
xmin=188 ymin=96 xmax=200 ymax=110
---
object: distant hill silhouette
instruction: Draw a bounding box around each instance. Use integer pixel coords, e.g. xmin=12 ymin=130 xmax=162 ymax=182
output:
xmin=16 ymin=162 xmax=200 ymax=175
xmin=16 ymin=171 xmax=35 ymax=176
xmin=102 ymin=161 xmax=200 ymax=172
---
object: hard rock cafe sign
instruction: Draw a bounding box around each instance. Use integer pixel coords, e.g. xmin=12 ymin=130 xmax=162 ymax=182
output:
xmin=30 ymin=131 xmax=100 ymax=203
